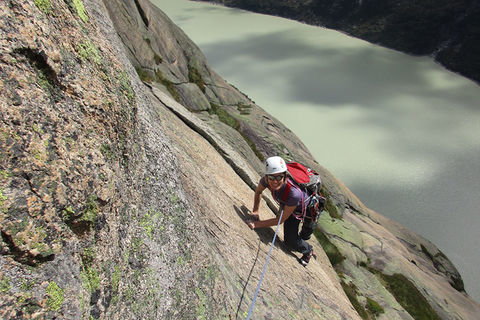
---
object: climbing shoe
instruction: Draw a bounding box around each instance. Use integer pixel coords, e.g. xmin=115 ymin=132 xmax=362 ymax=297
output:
xmin=299 ymin=248 xmax=315 ymax=267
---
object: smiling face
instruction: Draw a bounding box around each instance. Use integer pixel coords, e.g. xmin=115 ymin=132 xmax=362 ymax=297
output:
xmin=267 ymin=173 xmax=286 ymax=191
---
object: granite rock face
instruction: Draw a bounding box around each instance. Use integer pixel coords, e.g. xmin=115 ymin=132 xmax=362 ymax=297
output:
xmin=198 ymin=0 xmax=480 ymax=84
xmin=1 ymin=0 xmax=228 ymax=318
xmin=1 ymin=0 xmax=479 ymax=319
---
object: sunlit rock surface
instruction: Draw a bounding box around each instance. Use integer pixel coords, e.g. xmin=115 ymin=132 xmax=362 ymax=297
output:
xmin=1 ymin=0 xmax=479 ymax=319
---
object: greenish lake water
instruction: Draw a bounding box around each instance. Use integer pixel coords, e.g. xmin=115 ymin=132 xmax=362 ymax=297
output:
xmin=156 ymin=0 xmax=480 ymax=301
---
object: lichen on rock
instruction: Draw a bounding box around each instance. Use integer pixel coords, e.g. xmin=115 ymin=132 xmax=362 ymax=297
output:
xmin=1 ymin=0 xmax=479 ymax=319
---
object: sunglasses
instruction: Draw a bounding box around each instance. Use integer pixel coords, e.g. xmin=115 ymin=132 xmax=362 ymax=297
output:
xmin=267 ymin=174 xmax=285 ymax=181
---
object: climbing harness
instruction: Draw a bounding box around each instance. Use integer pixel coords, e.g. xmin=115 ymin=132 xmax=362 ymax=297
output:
xmin=245 ymin=208 xmax=285 ymax=320
xmin=245 ymin=161 xmax=325 ymax=318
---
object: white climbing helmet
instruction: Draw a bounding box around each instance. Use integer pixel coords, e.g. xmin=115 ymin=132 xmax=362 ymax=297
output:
xmin=265 ymin=156 xmax=287 ymax=175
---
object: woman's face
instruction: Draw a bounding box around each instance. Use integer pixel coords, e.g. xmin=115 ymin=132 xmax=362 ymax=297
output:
xmin=267 ymin=173 xmax=286 ymax=191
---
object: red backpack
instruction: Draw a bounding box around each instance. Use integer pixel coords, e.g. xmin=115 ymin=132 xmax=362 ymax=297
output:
xmin=286 ymin=162 xmax=322 ymax=195
xmin=278 ymin=162 xmax=326 ymax=221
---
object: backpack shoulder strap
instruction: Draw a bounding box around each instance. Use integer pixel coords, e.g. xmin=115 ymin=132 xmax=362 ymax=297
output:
xmin=278 ymin=179 xmax=292 ymax=203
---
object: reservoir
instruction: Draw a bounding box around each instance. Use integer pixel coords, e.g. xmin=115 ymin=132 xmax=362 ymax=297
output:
xmin=155 ymin=0 xmax=480 ymax=301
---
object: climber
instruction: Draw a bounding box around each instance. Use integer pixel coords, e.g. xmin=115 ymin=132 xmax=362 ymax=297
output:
xmin=247 ymin=156 xmax=316 ymax=266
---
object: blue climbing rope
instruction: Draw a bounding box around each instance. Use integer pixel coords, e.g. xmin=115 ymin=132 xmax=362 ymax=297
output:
xmin=245 ymin=209 xmax=285 ymax=320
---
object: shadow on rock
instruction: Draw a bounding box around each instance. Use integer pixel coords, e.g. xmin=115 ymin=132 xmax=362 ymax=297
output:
xmin=234 ymin=205 xmax=297 ymax=259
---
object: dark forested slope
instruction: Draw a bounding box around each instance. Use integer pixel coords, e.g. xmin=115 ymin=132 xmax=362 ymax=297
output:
xmin=198 ymin=0 xmax=480 ymax=84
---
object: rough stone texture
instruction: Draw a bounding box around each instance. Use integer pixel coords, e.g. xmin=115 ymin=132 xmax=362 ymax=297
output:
xmin=121 ymin=1 xmax=479 ymax=319
xmin=0 ymin=0 xmax=229 ymax=319
xmin=198 ymin=0 xmax=480 ymax=84
xmin=105 ymin=0 xmax=317 ymax=171
xmin=336 ymin=209 xmax=479 ymax=320
xmin=1 ymin=0 xmax=480 ymax=319
xmin=148 ymin=88 xmax=361 ymax=319
xmin=174 ymin=83 xmax=211 ymax=112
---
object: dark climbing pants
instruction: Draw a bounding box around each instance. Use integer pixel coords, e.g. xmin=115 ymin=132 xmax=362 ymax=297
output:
xmin=284 ymin=214 xmax=315 ymax=255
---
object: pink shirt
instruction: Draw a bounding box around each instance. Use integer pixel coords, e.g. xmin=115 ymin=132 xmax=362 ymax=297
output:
xmin=260 ymin=177 xmax=308 ymax=213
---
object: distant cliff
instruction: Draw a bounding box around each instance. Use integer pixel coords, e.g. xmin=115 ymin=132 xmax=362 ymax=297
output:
xmin=1 ymin=0 xmax=479 ymax=319
xmin=197 ymin=0 xmax=480 ymax=84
